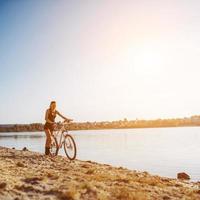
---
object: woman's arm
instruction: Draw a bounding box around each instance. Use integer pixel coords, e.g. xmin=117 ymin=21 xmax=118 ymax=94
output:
xmin=56 ymin=110 xmax=72 ymax=121
xmin=45 ymin=109 xmax=54 ymax=123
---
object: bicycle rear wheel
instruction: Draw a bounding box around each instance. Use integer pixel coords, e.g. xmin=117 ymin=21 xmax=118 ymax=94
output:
xmin=64 ymin=134 xmax=77 ymax=160
xmin=49 ymin=135 xmax=58 ymax=156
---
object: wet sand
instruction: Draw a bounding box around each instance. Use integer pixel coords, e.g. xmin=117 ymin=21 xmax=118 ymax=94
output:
xmin=0 ymin=146 xmax=199 ymax=200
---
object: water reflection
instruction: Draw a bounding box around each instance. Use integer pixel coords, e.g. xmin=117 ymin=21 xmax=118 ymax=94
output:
xmin=0 ymin=135 xmax=44 ymax=139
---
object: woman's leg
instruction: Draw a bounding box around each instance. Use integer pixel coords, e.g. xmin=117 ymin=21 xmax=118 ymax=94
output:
xmin=44 ymin=129 xmax=51 ymax=155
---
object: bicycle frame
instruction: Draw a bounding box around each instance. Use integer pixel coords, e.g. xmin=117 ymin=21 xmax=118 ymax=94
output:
xmin=53 ymin=122 xmax=70 ymax=150
xmin=50 ymin=120 xmax=76 ymax=160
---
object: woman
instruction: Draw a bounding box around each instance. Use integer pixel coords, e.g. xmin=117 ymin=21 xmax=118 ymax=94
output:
xmin=44 ymin=101 xmax=72 ymax=155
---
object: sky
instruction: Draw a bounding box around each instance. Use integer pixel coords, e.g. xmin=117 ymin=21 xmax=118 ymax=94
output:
xmin=1 ymin=0 xmax=200 ymax=124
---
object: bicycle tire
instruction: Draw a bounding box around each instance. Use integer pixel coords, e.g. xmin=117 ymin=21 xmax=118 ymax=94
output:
xmin=64 ymin=134 xmax=77 ymax=160
xmin=49 ymin=135 xmax=59 ymax=156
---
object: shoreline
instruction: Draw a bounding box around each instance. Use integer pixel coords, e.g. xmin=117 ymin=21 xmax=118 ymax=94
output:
xmin=1 ymin=115 xmax=200 ymax=132
xmin=1 ymin=124 xmax=200 ymax=133
xmin=0 ymin=147 xmax=200 ymax=199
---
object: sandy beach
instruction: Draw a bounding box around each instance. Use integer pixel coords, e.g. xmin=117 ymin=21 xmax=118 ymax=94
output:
xmin=0 ymin=146 xmax=199 ymax=200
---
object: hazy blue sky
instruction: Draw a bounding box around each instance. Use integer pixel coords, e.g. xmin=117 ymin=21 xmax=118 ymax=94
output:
xmin=1 ymin=0 xmax=200 ymax=123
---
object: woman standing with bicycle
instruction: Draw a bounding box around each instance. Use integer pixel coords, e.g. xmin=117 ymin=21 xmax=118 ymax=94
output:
xmin=44 ymin=101 xmax=72 ymax=155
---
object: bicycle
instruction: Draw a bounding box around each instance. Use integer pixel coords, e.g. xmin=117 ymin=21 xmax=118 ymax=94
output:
xmin=49 ymin=120 xmax=77 ymax=160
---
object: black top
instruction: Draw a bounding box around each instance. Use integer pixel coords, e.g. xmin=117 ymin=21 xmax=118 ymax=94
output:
xmin=47 ymin=109 xmax=56 ymax=122
xmin=44 ymin=109 xmax=57 ymax=131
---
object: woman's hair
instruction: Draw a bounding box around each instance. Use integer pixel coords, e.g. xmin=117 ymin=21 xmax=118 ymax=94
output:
xmin=50 ymin=101 xmax=56 ymax=107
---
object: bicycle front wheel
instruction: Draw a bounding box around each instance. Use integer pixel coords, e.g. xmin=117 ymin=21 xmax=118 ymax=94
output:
xmin=64 ymin=134 xmax=77 ymax=160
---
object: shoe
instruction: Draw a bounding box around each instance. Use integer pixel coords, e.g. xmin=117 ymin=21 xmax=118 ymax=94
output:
xmin=45 ymin=147 xmax=50 ymax=155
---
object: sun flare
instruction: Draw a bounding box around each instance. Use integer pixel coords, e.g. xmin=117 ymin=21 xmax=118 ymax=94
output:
xmin=124 ymin=43 xmax=164 ymax=76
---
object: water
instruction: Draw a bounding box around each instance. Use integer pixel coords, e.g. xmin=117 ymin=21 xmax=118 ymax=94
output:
xmin=0 ymin=127 xmax=200 ymax=181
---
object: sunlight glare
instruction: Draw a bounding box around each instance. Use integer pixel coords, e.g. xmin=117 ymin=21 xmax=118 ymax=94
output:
xmin=125 ymin=43 xmax=164 ymax=77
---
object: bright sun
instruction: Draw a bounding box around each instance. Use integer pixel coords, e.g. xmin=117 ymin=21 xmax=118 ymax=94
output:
xmin=124 ymin=43 xmax=164 ymax=77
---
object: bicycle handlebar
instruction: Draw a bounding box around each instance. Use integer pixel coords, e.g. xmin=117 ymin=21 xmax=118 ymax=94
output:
xmin=56 ymin=120 xmax=73 ymax=125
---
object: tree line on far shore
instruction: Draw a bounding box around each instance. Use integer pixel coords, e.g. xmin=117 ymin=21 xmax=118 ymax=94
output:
xmin=0 ymin=115 xmax=200 ymax=132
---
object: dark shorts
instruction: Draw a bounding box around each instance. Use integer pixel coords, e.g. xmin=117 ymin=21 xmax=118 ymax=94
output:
xmin=44 ymin=122 xmax=54 ymax=131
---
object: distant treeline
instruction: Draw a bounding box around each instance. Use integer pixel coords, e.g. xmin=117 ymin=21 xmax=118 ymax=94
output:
xmin=0 ymin=115 xmax=200 ymax=132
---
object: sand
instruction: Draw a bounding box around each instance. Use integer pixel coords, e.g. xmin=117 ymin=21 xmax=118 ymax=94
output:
xmin=0 ymin=146 xmax=199 ymax=200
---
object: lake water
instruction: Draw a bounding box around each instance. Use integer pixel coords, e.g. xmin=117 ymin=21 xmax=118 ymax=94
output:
xmin=0 ymin=127 xmax=200 ymax=181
